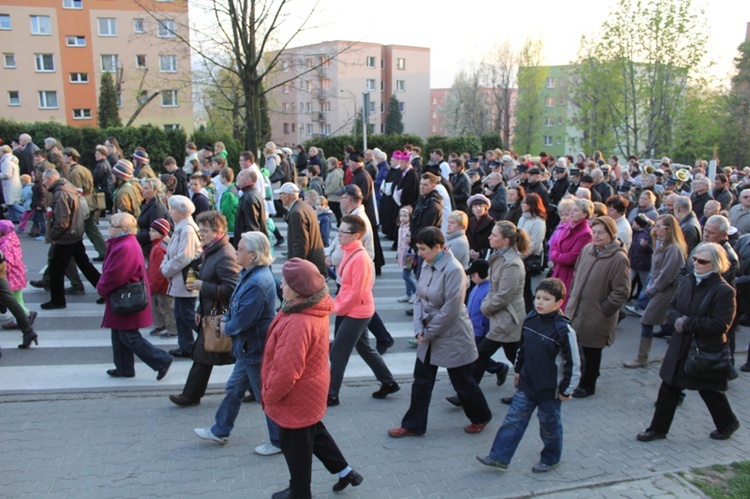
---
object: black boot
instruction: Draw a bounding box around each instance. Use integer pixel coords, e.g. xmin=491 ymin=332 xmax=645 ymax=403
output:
xmin=18 ymin=329 xmax=38 ymax=349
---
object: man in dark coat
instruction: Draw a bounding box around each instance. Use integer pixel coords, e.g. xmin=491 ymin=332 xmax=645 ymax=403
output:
xmin=233 ymin=169 xmax=268 ymax=248
xmin=592 ymin=168 xmax=614 ymax=203
xmin=713 ymin=174 xmax=734 ymax=211
xmin=690 ymin=177 xmax=713 ymax=218
xmin=17 ymin=133 xmax=40 ymax=176
xmin=164 ymin=156 xmax=188 ymax=197
xmin=410 ymin=173 xmax=443 ymax=246
xmin=348 ymin=152 xmax=385 ymax=274
xmin=526 ymin=166 xmax=551 ymax=208
xmin=550 ymin=165 xmax=571 ymax=205
xmin=483 ymin=172 xmax=507 ymax=221
xmin=673 ymin=195 xmax=702 ymax=255
xmin=276 ymin=182 xmax=326 ymax=275
xmin=448 ymin=158 xmax=471 ymax=215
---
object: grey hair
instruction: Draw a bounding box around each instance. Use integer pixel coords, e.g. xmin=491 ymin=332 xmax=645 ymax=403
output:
xmin=168 ymin=194 xmax=195 ymax=216
xmin=374 ymin=149 xmax=387 ymax=162
xmin=706 ymin=214 xmax=730 ymax=235
xmin=674 ymin=195 xmax=692 ymax=213
xmin=573 ymin=197 xmax=594 ymax=218
xmin=110 ymin=213 xmax=138 ymax=235
xmin=239 ymin=231 xmax=275 ymax=267
xmin=693 ymin=242 xmax=729 ymax=274
xmin=575 ymin=187 xmax=591 ymax=200
xmin=43 ymin=169 xmax=61 ymax=181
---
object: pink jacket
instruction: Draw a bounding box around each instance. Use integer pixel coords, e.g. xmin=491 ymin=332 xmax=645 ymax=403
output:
xmin=549 ymin=219 xmax=592 ymax=309
xmin=0 ymin=231 xmax=26 ymax=291
xmin=396 ymin=223 xmax=411 ymax=268
xmin=333 ymin=240 xmax=374 ymax=319
xmin=262 ymin=293 xmax=334 ymax=429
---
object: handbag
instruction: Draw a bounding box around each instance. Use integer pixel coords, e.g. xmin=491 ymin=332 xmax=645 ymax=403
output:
xmin=202 ymin=308 xmax=232 ymax=353
xmin=524 ymin=254 xmax=543 ymax=276
xmin=110 ymin=281 xmax=148 ymax=315
xmin=684 ymin=336 xmax=732 ymax=380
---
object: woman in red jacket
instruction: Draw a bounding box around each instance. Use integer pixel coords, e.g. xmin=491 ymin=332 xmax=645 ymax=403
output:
xmin=327 ymin=215 xmax=398 ymax=406
xmin=262 ymin=258 xmax=363 ymax=499
xmin=548 ymin=197 xmax=593 ymax=310
xmin=97 ymin=213 xmax=172 ymax=380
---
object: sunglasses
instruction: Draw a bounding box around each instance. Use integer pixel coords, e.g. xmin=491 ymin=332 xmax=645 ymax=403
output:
xmin=692 ymin=256 xmax=710 ymax=265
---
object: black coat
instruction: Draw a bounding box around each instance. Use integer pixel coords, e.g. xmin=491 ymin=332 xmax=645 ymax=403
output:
xmin=351 ymin=167 xmax=385 ymax=269
xmin=410 ymin=190 xmax=443 ymax=243
xmin=679 ymin=211 xmax=702 ymax=255
xmin=172 ymin=168 xmax=189 ymax=197
xmin=468 ymin=214 xmax=495 ymax=257
xmin=594 ymin=181 xmax=613 ymax=203
xmin=233 ymin=188 xmax=268 ymax=248
xmin=691 ymin=191 xmax=712 ymax=218
xmin=488 ymin=184 xmax=508 ymax=220
xmin=526 ymin=180 xmax=551 ymax=208
xmin=380 ymin=166 xmax=404 ymax=240
xmin=398 ymin=167 xmax=419 ymax=208
xmin=450 ymin=171 xmax=471 ymax=214
xmin=286 ymin=199 xmax=326 ymax=275
xmin=136 ymin=197 xmax=168 ymax=256
xmin=550 ymin=176 xmax=571 ymax=205
xmin=504 ymin=201 xmax=523 ymax=226
xmin=661 ymin=272 xmax=735 ymax=391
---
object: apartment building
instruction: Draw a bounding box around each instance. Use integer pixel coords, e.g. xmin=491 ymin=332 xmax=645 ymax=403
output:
xmin=267 ymin=41 xmax=430 ymax=146
xmin=0 ymin=0 xmax=192 ymax=131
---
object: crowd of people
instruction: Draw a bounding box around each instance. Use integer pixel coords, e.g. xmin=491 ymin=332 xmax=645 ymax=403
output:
xmin=1 ymin=133 xmax=748 ymax=497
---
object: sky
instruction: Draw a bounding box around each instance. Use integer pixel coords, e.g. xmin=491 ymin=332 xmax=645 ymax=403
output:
xmin=253 ymin=0 xmax=750 ymax=88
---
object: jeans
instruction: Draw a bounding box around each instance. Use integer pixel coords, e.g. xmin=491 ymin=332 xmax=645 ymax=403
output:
xmin=489 ymin=390 xmax=563 ymax=466
xmin=211 ymin=355 xmax=280 ymax=444
xmin=49 ymin=241 xmax=100 ymax=305
xmin=173 ymin=296 xmax=196 ymax=352
xmin=401 ymin=348 xmax=492 ymax=434
xmin=31 ymin=210 xmax=46 ymax=236
xmin=111 ymin=328 xmax=172 ymax=376
xmin=329 ymin=316 xmax=394 ymax=396
xmin=402 ymin=268 xmax=417 ymax=296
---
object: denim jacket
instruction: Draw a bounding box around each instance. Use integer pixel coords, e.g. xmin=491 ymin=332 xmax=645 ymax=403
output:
xmin=223 ymin=265 xmax=277 ymax=362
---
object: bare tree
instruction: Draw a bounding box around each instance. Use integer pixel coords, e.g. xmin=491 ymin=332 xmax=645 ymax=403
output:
xmin=440 ymin=67 xmax=491 ymax=137
xmin=481 ymin=40 xmax=517 ymax=148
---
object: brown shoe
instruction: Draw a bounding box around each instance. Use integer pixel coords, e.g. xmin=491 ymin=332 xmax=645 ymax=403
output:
xmin=465 ymin=422 xmax=490 ymax=434
xmin=387 ymin=427 xmax=422 ymax=438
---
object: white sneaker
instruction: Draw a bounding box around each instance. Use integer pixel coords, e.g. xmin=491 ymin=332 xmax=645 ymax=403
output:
xmin=397 ymin=294 xmax=410 ymax=302
xmin=255 ymin=442 xmax=282 ymax=456
xmin=194 ymin=427 xmax=228 ymax=444
xmin=625 ymin=305 xmax=644 ymax=317
xmin=408 ymin=295 xmax=415 ymax=304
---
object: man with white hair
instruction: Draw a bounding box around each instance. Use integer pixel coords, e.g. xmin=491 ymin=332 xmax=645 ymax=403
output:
xmin=729 ymin=189 xmax=750 ymax=235
xmin=690 ymin=177 xmax=713 ymax=219
xmin=307 ymin=146 xmax=326 ymax=178
xmin=673 ymin=195 xmax=702 ymax=254
xmin=591 ymin=168 xmax=613 ymax=202
xmin=17 ymin=133 xmax=40 ymax=176
xmin=575 ymin=187 xmax=592 ymax=200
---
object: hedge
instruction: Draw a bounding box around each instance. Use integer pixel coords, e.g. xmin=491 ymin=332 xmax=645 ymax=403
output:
xmin=0 ymin=119 xmax=189 ymax=172
xmin=424 ymin=136 xmax=483 ymax=157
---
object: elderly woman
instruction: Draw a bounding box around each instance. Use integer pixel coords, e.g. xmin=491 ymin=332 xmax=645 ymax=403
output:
xmin=0 ymin=145 xmax=22 ymax=220
xmin=169 ymin=211 xmax=240 ymax=406
xmin=97 ymin=213 xmax=172 ymax=379
xmin=193 ymin=232 xmax=281 ymax=455
xmin=159 ymin=195 xmax=201 ymax=358
xmin=136 ymin=177 xmax=168 ymax=258
xmin=263 ymin=258 xmax=363 ymax=498
xmin=566 ymin=216 xmax=631 ymax=398
xmin=549 ymin=197 xmax=594 ymax=310
xmin=519 ymin=192 xmax=547 ymax=312
xmin=637 ymin=242 xmax=740 ymax=442
xmin=625 ymin=214 xmax=686 ymax=368
xmin=445 ymin=210 xmax=471 ymax=270
xmin=467 ymin=194 xmax=495 ymax=261
xmin=389 ymin=227 xmax=492 ymax=437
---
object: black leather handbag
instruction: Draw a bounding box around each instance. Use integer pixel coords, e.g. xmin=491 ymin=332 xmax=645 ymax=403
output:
xmin=110 ymin=281 xmax=148 ymax=315
xmin=684 ymin=337 xmax=732 ymax=380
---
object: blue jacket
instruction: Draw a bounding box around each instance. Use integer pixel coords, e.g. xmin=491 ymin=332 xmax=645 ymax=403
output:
xmin=223 ymin=265 xmax=277 ymax=363
xmin=466 ymin=279 xmax=490 ymax=337
xmin=317 ymin=208 xmax=333 ymax=248
xmin=516 ymin=310 xmax=581 ymax=401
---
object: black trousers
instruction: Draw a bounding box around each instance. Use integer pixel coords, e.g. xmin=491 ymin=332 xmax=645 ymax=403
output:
xmin=181 ymin=362 xmax=213 ymax=400
xmin=649 ymin=381 xmax=738 ymax=435
xmin=367 ymin=312 xmax=393 ymax=348
xmin=401 ymin=348 xmax=492 ymax=434
xmin=471 ymin=337 xmax=519 ymax=384
xmin=279 ymin=421 xmax=348 ymax=499
xmin=42 ymin=244 xmax=82 ymax=289
xmin=579 ymin=347 xmax=602 ymax=392
xmin=49 ymin=241 xmax=100 ymax=305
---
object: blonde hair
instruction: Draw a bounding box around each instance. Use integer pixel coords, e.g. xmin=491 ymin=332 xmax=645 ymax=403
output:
xmin=111 ymin=213 xmax=137 ymax=235
xmin=448 ymin=210 xmax=468 ymax=230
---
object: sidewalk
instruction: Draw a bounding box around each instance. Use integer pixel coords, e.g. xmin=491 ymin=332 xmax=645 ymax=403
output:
xmin=2 ymin=359 xmax=745 ymax=498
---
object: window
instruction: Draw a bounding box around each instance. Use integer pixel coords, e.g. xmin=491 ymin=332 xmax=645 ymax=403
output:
xmin=30 ymin=15 xmax=51 ymax=35
xmin=431 ymin=111 xmax=437 ymax=119
xmin=101 ymin=54 xmax=119 ymax=72
xmin=397 ymin=58 xmax=406 ymax=70
xmin=291 ymin=123 xmax=296 ymax=132
xmin=35 ymin=54 xmax=55 ymax=72
xmin=161 ymin=90 xmax=178 ymax=107
xmin=38 ymin=91 xmax=58 ymax=109
xmin=432 ymin=124 xmax=436 ymax=133
xmin=305 ymin=102 xmax=311 ymax=113
xmin=8 ymin=91 xmax=19 ymax=106
xmin=98 ymin=18 xmax=117 ymax=36
xmin=133 ymin=18 xmax=145 ymax=33
xmin=543 ymin=136 xmax=553 ymax=146
xmin=0 ymin=14 xmax=10 ymax=30
xmin=544 ymin=117 xmax=554 ymax=127
xmin=381 ymin=58 xmax=384 ymax=69
xmin=321 ymin=101 xmax=331 ymax=112
xmin=163 ymin=124 xmax=180 ymax=131
xmin=282 ymin=82 xmax=290 ymax=94
xmin=136 ymin=55 xmax=147 ymax=69
xmin=369 ymin=101 xmax=375 ymax=113
xmin=69 ymin=72 xmax=88 ymax=83
xmin=282 ymin=60 xmax=289 ymax=73
xmin=63 ymin=0 xmax=83 ymax=9
xmin=557 ymin=117 xmax=563 ymax=126
xmin=396 ymin=80 xmax=405 ymax=92
xmin=381 ymin=124 xmax=385 ymax=134
xmin=381 ymin=102 xmax=385 ymax=114
xmin=157 ymin=19 xmax=175 ymax=38
xmin=283 ymin=123 xmax=289 ymax=134
xmin=381 ymin=81 xmax=385 ymax=92
xmin=72 ymin=108 xmax=91 ymax=120
xmin=399 ymin=102 xmax=405 ymax=113
xmin=319 ymin=57 xmax=330 ymax=67
xmin=306 ymin=124 xmax=313 ymax=134
xmin=432 ymin=96 xmax=437 ymax=105
xmin=545 ymin=97 xmax=555 ymax=107
xmin=320 ymin=78 xmax=331 ymax=89
xmin=546 ymin=77 xmax=556 ymax=88
xmin=366 ymin=56 xmax=375 ymax=68
xmin=4 ymin=53 xmax=15 ymax=68
xmin=159 ymin=55 xmax=177 ymax=72
xmin=366 ymin=79 xmax=375 ymax=91
xmin=323 ymin=124 xmax=331 ymax=135
xmin=556 ymin=137 xmax=562 ymax=145
xmin=66 ymin=35 xmax=86 ymax=47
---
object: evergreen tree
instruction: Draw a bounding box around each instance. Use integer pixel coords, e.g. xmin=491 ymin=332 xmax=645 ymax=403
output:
xmin=721 ymin=41 xmax=750 ymax=166
xmin=385 ymin=94 xmax=404 ymax=135
xmin=98 ymin=72 xmax=121 ymax=128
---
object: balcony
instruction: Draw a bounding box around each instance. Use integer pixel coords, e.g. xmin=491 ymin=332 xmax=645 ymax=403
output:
xmin=313 ymin=88 xmax=333 ymax=100
xmin=312 ymin=112 xmax=326 ymax=122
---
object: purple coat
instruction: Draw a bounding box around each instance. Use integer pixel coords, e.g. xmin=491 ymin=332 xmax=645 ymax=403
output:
xmin=97 ymin=234 xmax=153 ymax=330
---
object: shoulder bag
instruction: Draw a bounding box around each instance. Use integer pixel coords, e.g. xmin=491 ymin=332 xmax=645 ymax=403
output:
xmin=684 ymin=335 xmax=731 ymax=380
xmin=110 ymin=281 xmax=148 ymax=315
xmin=203 ymin=307 xmax=232 ymax=353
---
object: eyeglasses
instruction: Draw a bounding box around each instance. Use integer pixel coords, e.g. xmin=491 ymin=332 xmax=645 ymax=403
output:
xmin=692 ymin=256 xmax=710 ymax=265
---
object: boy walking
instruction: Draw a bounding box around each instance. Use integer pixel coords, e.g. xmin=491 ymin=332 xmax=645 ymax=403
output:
xmin=476 ymin=278 xmax=581 ymax=473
